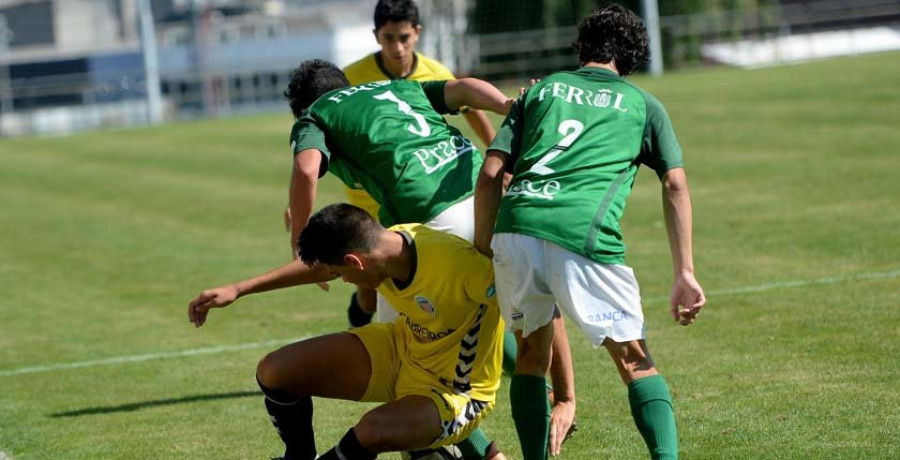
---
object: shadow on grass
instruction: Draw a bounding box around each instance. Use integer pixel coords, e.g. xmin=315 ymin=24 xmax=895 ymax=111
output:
xmin=49 ymin=390 xmax=262 ymax=418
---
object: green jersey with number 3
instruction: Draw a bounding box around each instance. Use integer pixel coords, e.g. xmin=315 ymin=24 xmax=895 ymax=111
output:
xmin=490 ymin=67 xmax=683 ymax=264
xmin=291 ymin=79 xmax=481 ymax=227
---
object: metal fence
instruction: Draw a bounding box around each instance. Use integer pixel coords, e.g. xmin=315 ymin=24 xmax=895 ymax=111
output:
xmin=470 ymin=0 xmax=900 ymax=81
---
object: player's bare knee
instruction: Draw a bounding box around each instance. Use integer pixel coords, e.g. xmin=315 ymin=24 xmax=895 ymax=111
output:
xmin=605 ymin=339 xmax=656 ymax=379
xmin=353 ymin=412 xmax=396 ymax=452
xmin=256 ymin=350 xmax=293 ymax=389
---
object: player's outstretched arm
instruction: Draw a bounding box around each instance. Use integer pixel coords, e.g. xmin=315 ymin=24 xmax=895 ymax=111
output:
xmin=187 ymin=260 xmax=336 ymax=327
xmin=661 ymin=167 xmax=706 ymax=325
xmin=474 ymin=149 xmax=509 ymax=257
xmin=444 ymin=78 xmax=514 ymax=116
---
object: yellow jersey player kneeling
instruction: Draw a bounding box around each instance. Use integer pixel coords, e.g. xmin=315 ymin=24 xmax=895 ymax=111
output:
xmin=187 ymin=203 xmax=506 ymax=460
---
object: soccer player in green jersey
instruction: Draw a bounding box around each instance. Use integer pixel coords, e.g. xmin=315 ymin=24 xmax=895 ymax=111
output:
xmin=474 ymin=5 xmax=707 ymax=460
xmin=188 ymin=204 xmax=506 ymax=460
xmin=285 ymin=59 xmax=509 ymax=255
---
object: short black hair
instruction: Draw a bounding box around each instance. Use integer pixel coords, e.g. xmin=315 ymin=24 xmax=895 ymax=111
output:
xmin=283 ymin=59 xmax=350 ymax=117
xmin=298 ymin=204 xmax=383 ymax=266
xmin=574 ymin=4 xmax=649 ymax=76
xmin=374 ymin=0 xmax=420 ymax=31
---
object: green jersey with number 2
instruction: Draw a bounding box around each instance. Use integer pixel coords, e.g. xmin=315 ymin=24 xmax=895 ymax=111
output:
xmin=291 ymin=79 xmax=481 ymax=227
xmin=490 ymin=67 xmax=683 ymax=264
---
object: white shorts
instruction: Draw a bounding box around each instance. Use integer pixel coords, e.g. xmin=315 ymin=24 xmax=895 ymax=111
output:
xmin=491 ymin=233 xmax=645 ymax=346
xmin=375 ymin=196 xmax=475 ymax=323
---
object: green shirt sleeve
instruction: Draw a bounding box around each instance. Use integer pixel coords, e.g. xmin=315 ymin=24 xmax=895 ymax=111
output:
xmin=290 ymin=114 xmax=330 ymax=178
xmin=419 ymin=80 xmax=455 ymax=115
xmin=638 ymin=93 xmax=684 ymax=179
xmin=488 ymin=96 xmax=524 ymax=169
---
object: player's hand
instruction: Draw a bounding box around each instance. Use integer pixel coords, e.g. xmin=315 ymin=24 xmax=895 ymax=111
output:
xmin=501 ymin=97 xmax=516 ymax=115
xmin=519 ymin=78 xmax=541 ymax=96
xmin=188 ymin=285 xmax=239 ymax=328
xmin=670 ymin=272 xmax=706 ymax=325
xmin=474 ymin=239 xmax=493 ymax=258
xmin=549 ymin=399 xmax=576 ymax=456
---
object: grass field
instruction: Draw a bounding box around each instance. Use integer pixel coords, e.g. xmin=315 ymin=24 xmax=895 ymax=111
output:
xmin=1 ymin=52 xmax=899 ymax=459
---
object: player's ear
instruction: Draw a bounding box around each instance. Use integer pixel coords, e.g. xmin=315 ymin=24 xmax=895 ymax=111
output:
xmin=414 ymin=24 xmax=422 ymax=35
xmin=344 ymin=253 xmax=365 ymax=270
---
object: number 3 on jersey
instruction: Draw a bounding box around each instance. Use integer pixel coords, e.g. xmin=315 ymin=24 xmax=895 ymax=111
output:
xmin=374 ymin=90 xmax=431 ymax=137
xmin=530 ymin=119 xmax=584 ymax=175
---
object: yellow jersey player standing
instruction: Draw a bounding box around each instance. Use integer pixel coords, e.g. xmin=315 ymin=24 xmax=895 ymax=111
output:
xmin=188 ymin=204 xmax=505 ymax=460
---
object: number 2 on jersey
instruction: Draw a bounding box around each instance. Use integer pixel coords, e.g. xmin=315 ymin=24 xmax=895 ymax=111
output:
xmin=529 ymin=119 xmax=584 ymax=175
xmin=374 ymin=90 xmax=431 ymax=137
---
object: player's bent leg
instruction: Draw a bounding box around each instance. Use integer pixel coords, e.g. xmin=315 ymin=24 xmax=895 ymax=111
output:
xmin=511 ymin=324 xmax=554 ymax=460
xmin=604 ymin=339 xmax=678 ymax=460
xmin=320 ymin=395 xmax=442 ymax=457
xmin=256 ymin=333 xmax=374 ymax=460
xmin=257 ymin=332 xmax=372 ymax=400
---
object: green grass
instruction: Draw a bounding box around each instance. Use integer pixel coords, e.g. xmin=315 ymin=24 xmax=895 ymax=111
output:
xmin=1 ymin=52 xmax=899 ymax=459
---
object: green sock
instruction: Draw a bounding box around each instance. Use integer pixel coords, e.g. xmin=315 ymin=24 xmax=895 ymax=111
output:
xmin=501 ymin=331 xmax=518 ymax=376
xmin=511 ymin=374 xmax=550 ymax=460
xmin=628 ymin=375 xmax=679 ymax=460
xmin=457 ymin=427 xmax=491 ymax=460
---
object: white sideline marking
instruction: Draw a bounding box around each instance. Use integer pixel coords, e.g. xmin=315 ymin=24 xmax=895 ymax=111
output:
xmin=1 ymin=269 xmax=898 ymax=378
xmin=644 ymin=269 xmax=900 ymax=303
xmin=0 ymin=337 xmax=307 ymax=378
xmin=0 ymin=451 xmax=12 ymax=460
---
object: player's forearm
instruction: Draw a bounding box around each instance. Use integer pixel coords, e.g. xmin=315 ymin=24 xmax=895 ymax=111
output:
xmin=662 ymin=168 xmax=695 ymax=276
xmin=234 ymin=260 xmax=334 ymax=298
xmin=474 ymin=151 xmax=507 ymax=256
xmin=289 ymin=150 xmax=321 ymax=256
xmin=445 ymin=78 xmax=512 ymax=116
xmin=549 ymin=314 xmax=576 ymax=404
xmin=462 ymin=108 xmax=497 ymax=147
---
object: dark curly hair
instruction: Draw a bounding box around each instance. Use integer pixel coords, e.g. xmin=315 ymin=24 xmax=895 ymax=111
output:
xmin=573 ymin=4 xmax=649 ymax=76
xmin=283 ymin=59 xmax=350 ymax=117
xmin=298 ymin=204 xmax=383 ymax=266
xmin=374 ymin=0 xmax=420 ymax=30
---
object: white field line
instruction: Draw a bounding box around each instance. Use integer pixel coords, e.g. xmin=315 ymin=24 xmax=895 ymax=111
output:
xmin=0 ymin=337 xmax=307 ymax=378
xmin=0 ymin=452 xmax=12 ymax=460
xmin=2 ymin=269 xmax=899 ymax=378
xmin=644 ymin=269 xmax=900 ymax=303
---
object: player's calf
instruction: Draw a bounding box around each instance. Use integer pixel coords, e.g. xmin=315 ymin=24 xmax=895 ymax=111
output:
xmin=257 ymin=378 xmax=316 ymax=460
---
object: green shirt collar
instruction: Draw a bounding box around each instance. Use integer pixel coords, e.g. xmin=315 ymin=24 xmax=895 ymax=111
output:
xmin=574 ymin=66 xmax=623 ymax=80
